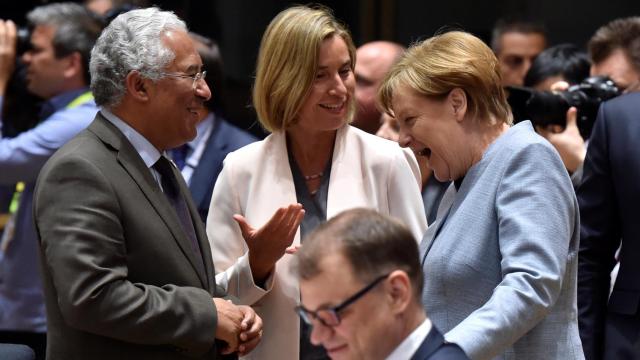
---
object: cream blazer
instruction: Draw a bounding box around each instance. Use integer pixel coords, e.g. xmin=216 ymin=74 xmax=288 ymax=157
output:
xmin=206 ymin=125 xmax=427 ymax=360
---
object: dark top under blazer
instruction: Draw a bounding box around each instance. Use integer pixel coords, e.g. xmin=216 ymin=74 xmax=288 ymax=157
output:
xmin=33 ymin=114 xmax=224 ymax=360
xmin=578 ymin=92 xmax=640 ymax=360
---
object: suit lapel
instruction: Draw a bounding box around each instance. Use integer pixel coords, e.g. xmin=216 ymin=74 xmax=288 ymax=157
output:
xmin=89 ymin=115 xmax=209 ymax=289
xmin=326 ymin=126 xmax=369 ymax=219
xmin=420 ymin=183 xmax=456 ymax=263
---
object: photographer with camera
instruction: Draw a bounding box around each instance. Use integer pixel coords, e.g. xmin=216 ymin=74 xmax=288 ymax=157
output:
xmin=0 ymin=4 xmax=101 ymax=358
xmin=516 ymin=18 xmax=640 ymax=188
xmin=511 ymin=42 xmax=624 ymax=186
xmin=522 ymin=44 xmax=593 ymax=184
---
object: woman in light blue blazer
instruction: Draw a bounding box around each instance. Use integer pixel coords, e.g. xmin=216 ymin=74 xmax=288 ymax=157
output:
xmin=378 ymin=31 xmax=584 ymax=360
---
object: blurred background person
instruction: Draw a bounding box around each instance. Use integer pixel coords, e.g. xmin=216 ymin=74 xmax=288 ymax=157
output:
xmin=524 ymin=44 xmax=591 ymax=91
xmin=296 ymin=208 xmax=468 ymax=360
xmin=207 ymin=5 xmax=427 ymax=359
xmin=523 ymin=44 xmax=591 ymax=185
xmin=578 ymin=92 xmax=640 ymax=360
xmin=170 ymin=33 xmax=256 ymax=223
xmin=588 ymin=16 xmax=640 ymax=92
xmin=523 ymin=16 xmax=640 ymax=188
xmin=84 ymin=0 xmax=148 ymax=17
xmin=352 ymin=40 xmax=404 ymax=134
xmin=379 ymin=30 xmax=583 ymax=359
xmin=0 ymin=4 xmax=101 ymax=358
xmin=377 ymin=113 xmax=449 ymax=225
xmin=491 ymin=17 xmax=547 ymax=87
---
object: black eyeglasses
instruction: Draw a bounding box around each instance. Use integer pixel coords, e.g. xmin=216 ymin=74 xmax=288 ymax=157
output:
xmin=161 ymin=70 xmax=207 ymax=90
xmin=296 ymin=273 xmax=390 ymax=328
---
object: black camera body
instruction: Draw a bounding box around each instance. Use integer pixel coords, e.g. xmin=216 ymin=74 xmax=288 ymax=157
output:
xmin=507 ymin=76 xmax=621 ymax=139
xmin=16 ymin=26 xmax=31 ymax=54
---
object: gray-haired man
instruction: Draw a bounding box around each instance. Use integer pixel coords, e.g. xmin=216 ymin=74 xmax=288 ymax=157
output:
xmin=33 ymin=8 xmax=261 ymax=359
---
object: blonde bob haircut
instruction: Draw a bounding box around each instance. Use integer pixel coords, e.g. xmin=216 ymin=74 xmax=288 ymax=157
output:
xmin=379 ymin=31 xmax=513 ymax=125
xmin=253 ymin=5 xmax=356 ymax=132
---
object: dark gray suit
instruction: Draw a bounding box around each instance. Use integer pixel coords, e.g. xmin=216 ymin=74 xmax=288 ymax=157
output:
xmin=34 ymin=114 xmax=223 ymax=359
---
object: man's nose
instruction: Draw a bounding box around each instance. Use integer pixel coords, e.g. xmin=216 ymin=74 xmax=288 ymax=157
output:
xmin=309 ymin=320 xmax=332 ymax=347
xmin=21 ymin=51 xmax=32 ymax=65
xmin=196 ymin=80 xmax=211 ymax=101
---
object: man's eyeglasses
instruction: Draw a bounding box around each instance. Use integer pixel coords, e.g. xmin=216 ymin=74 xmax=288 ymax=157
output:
xmin=161 ymin=70 xmax=207 ymax=90
xmin=296 ymin=273 xmax=389 ymax=328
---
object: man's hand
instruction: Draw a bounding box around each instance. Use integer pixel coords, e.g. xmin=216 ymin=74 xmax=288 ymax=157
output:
xmin=213 ymin=299 xmax=263 ymax=356
xmin=213 ymin=298 xmax=245 ymax=354
xmin=535 ymin=80 xmax=587 ymax=173
xmin=237 ymin=305 xmax=263 ymax=356
xmin=536 ymin=107 xmax=586 ymax=173
xmin=0 ymin=19 xmax=17 ymax=96
xmin=233 ymin=203 xmax=305 ymax=283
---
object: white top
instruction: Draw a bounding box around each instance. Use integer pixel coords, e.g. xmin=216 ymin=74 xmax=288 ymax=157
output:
xmin=207 ymin=125 xmax=428 ymax=359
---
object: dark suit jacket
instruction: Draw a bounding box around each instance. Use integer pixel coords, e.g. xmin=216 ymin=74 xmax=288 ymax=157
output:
xmin=578 ymin=93 xmax=640 ymax=359
xmin=188 ymin=117 xmax=256 ymax=223
xmin=33 ymin=114 xmax=224 ymax=360
xmin=411 ymin=325 xmax=468 ymax=360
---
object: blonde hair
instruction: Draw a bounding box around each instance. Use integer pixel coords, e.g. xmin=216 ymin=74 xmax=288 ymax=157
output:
xmin=253 ymin=5 xmax=356 ymax=132
xmin=379 ymin=31 xmax=512 ymax=125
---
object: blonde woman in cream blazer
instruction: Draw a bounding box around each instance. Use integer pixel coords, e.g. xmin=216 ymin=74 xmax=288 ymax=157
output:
xmin=206 ymin=6 xmax=426 ymax=359
xmin=207 ymin=124 xmax=426 ymax=359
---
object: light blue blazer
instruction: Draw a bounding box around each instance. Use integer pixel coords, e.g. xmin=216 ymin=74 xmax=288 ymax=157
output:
xmin=420 ymin=121 xmax=584 ymax=360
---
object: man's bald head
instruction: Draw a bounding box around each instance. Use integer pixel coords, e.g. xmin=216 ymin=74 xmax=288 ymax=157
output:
xmin=354 ymin=41 xmax=404 ymax=134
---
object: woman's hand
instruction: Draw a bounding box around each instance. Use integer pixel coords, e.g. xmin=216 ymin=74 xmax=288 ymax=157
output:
xmin=233 ymin=203 xmax=305 ymax=283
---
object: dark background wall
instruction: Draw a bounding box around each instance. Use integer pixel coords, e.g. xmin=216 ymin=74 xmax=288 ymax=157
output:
xmin=2 ymin=0 xmax=639 ymax=137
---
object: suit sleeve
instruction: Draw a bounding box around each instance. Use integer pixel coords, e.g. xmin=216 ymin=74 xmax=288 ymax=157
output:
xmin=0 ymin=102 xmax=95 ymax=184
xmin=207 ymin=155 xmax=273 ymax=305
xmin=577 ymin=103 xmax=621 ymax=359
xmin=445 ymin=142 xmax=578 ymax=359
xmin=34 ymin=155 xmax=217 ymax=356
xmin=387 ymin=148 xmax=428 ymax=242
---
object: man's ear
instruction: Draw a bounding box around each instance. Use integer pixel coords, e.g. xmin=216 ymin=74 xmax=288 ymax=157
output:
xmin=448 ymin=88 xmax=467 ymax=122
xmin=386 ymin=270 xmax=412 ymax=315
xmin=125 ymin=70 xmax=151 ymax=102
xmin=62 ymin=52 xmax=83 ymax=80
